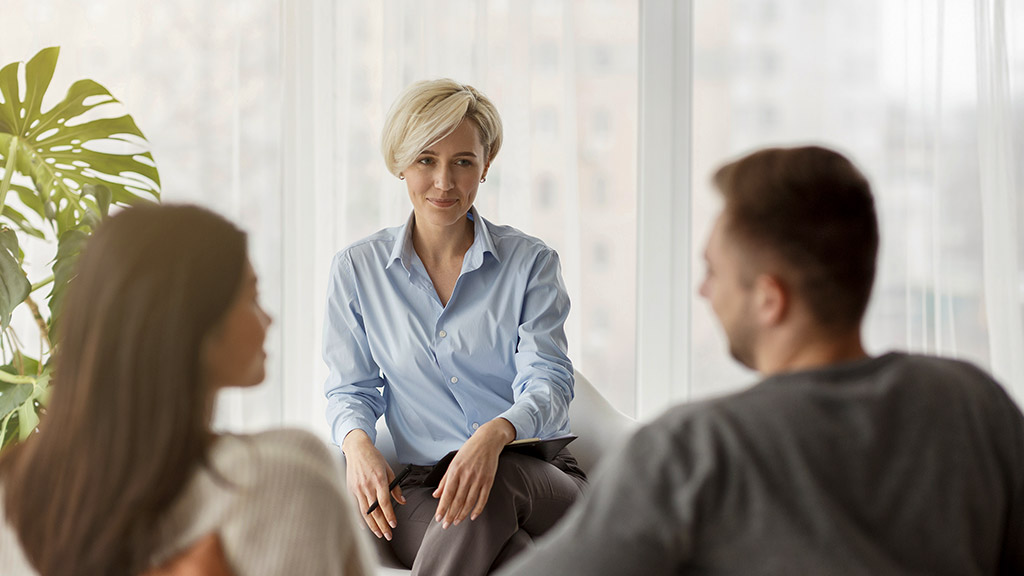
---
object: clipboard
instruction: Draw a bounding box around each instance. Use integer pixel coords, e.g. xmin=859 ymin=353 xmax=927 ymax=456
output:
xmin=421 ymin=434 xmax=577 ymax=488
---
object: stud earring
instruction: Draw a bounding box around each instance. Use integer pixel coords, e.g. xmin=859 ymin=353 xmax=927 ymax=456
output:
xmin=480 ymin=177 xmax=486 ymax=183
xmin=399 ymin=175 xmax=405 ymax=180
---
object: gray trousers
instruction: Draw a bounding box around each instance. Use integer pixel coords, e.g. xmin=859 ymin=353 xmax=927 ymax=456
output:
xmin=389 ymin=449 xmax=587 ymax=576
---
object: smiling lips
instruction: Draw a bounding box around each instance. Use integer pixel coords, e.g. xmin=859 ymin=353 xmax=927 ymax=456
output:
xmin=428 ymin=198 xmax=459 ymax=208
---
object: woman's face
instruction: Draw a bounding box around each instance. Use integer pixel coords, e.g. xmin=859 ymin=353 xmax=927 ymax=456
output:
xmin=402 ymin=119 xmax=489 ymax=230
xmin=203 ymin=260 xmax=272 ymax=389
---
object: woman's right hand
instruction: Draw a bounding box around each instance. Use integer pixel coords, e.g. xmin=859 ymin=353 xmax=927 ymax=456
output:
xmin=342 ymin=429 xmax=406 ymax=541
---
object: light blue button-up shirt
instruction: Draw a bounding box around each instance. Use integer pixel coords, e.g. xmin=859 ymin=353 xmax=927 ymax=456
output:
xmin=323 ymin=208 xmax=574 ymax=466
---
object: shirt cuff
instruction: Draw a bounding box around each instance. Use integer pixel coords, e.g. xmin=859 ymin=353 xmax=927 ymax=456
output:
xmin=497 ymin=404 xmax=536 ymax=441
xmin=335 ymin=420 xmax=378 ymax=454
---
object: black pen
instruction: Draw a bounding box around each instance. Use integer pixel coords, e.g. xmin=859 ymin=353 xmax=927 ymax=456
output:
xmin=366 ymin=464 xmax=413 ymax=515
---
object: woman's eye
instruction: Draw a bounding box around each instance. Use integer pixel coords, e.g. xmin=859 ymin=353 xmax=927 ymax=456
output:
xmin=417 ymin=157 xmax=434 ymax=165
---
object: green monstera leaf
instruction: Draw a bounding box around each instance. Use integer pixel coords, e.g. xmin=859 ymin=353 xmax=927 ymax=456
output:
xmin=0 ymin=226 xmax=29 ymax=331
xmin=47 ymin=225 xmax=90 ymax=341
xmin=0 ymin=356 xmax=49 ymax=448
xmin=0 ymin=46 xmax=160 ymax=237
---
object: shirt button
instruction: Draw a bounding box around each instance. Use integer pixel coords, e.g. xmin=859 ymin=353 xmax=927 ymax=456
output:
xmin=439 ymin=330 xmax=447 ymax=338
xmin=450 ymin=376 xmax=459 ymax=384
xmin=472 ymin=422 xmax=480 ymax=430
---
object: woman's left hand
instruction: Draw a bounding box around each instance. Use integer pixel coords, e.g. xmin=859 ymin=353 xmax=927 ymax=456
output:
xmin=432 ymin=418 xmax=516 ymax=528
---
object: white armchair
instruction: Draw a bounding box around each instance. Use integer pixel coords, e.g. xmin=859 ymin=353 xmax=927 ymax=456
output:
xmin=363 ymin=370 xmax=636 ymax=574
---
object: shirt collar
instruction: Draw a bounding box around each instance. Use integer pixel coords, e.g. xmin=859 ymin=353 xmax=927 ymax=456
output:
xmin=385 ymin=207 xmax=500 ymax=274
xmin=465 ymin=207 xmax=500 ymax=270
xmin=386 ymin=212 xmax=416 ymax=272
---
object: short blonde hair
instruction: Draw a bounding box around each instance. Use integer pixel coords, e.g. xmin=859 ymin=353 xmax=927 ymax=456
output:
xmin=381 ymin=78 xmax=503 ymax=177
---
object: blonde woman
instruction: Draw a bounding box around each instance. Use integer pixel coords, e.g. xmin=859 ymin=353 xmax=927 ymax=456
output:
xmin=324 ymin=79 xmax=586 ymax=575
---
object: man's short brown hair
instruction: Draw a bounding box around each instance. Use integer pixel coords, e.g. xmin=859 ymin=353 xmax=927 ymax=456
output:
xmin=713 ymin=146 xmax=879 ymax=331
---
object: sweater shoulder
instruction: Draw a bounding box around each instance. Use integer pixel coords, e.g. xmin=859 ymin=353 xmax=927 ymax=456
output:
xmin=210 ymin=428 xmax=339 ymax=486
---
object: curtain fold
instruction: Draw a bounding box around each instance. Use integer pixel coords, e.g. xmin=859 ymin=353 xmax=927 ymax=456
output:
xmin=975 ymin=0 xmax=1023 ymax=399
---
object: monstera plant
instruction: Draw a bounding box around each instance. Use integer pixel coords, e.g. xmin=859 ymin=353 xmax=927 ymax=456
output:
xmin=0 ymin=47 xmax=160 ymax=450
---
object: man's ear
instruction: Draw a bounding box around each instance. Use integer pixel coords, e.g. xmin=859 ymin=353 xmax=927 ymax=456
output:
xmin=753 ymin=273 xmax=788 ymax=326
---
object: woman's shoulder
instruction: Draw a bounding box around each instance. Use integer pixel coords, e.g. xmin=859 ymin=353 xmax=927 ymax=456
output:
xmin=163 ymin=431 xmax=368 ymax=574
xmin=212 ymin=431 xmax=368 ymax=574
xmin=160 ymin=430 xmax=341 ymax=534
xmin=211 ymin=429 xmax=339 ymax=483
xmin=333 ymin=224 xmax=405 ymax=264
xmin=479 ymin=215 xmax=558 ymax=260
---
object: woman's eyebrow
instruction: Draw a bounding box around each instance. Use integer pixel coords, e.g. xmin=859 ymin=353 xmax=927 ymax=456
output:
xmin=419 ymin=149 xmax=478 ymax=158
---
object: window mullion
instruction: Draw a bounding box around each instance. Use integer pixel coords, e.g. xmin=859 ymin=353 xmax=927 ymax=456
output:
xmin=636 ymin=0 xmax=694 ymax=419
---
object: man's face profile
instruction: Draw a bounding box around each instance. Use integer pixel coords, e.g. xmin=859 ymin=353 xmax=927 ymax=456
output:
xmin=699 ymin=213 xmax=759 ymax=370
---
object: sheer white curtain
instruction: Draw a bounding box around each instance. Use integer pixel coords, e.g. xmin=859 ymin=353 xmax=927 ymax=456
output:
xmin=976 ymin=0 xmax=1023 ymax=396
xmin=0 ymin=0 xmax=285 ymax=432
xmin=669 ymin=0 xmax=1024 ymax=413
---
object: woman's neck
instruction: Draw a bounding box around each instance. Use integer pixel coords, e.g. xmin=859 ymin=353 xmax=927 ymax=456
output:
xmin=412 ymin=213 xmax=475 ymax=265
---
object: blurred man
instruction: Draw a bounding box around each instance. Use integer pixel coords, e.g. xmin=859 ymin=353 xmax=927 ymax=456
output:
xmin=497 ymin=146 xmax=1024 ymax=575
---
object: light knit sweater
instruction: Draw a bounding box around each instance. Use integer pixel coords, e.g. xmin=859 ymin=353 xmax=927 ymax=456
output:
xmin=0 ymin=428 xmax=376 ymax=575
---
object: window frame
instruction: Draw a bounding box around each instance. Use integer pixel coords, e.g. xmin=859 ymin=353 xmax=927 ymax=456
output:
xmin=635 ymin=0 xmax=695 ymax=419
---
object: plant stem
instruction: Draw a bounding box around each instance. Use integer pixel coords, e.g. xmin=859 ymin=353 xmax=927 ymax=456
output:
xmin=1 ymin=329 xmax=10 ymax=365
xmin=30 ymin=275 xmax=54 ymax=293
xmin=23 ymin=295 xmax=51 ymax=356
xmin=0 ymin=370 xmax=35 ymax=385
xmin=3 ymin=328 xmax=21 ymax=371
xmin=0 ymin=137 xmax=17 ymax=211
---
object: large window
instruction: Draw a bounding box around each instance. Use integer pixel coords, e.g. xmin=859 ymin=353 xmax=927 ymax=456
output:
xmin=4 ymin=0 xmax=1020 ymax=437
xmin=688 ymin=0 xmax=1024 ymax=404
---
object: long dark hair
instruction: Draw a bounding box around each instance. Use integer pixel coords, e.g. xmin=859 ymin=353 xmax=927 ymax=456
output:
xmin=0 ymin=203 xmax=247 ymax=575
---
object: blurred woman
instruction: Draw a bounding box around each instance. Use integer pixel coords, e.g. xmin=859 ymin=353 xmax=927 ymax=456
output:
xmin=0 ymin=204 xmax=373 ymax=576
xmin=324 ymin=78 xmax=586 ymax=575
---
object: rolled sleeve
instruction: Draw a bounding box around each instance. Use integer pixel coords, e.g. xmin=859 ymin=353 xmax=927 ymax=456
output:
xmin=323 ymin=252 xmax=385 ymax=449
xmin=498 ymin=248 xmax=574 ymax=440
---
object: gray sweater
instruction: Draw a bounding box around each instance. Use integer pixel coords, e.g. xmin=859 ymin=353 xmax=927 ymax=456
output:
xmin=498 ymin=353 xmax=1024 ymax=575
xmin=0 ymin=429 xmax=375 ymax=575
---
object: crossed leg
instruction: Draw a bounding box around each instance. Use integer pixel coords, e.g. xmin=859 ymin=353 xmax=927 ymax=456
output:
xmin=389 ymin=451 xmax=586 ymax=576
